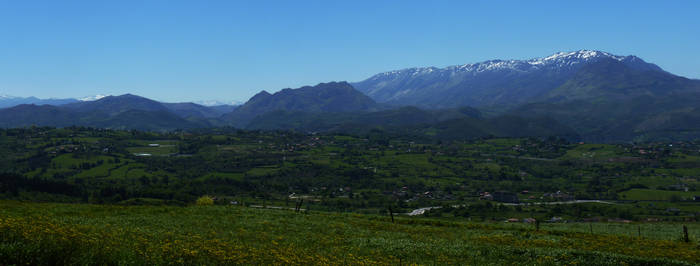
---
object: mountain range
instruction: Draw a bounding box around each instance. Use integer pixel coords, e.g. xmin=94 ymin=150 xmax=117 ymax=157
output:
xmin=0 ymin=94 xmax=242 ymax=110
xmin=353 ymin=50 xmax=700 ymax=141
xmin=352 ymin=50 xmax=672 ymax=108
xmin=0 ymin=95 xmax=79 ymax=108
xmin=2 ymin=50 xmax=700 ymax=142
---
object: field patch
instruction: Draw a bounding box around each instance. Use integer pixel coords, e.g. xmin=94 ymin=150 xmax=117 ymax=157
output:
xmin=620 ymin=189 xmax=698 ymax=201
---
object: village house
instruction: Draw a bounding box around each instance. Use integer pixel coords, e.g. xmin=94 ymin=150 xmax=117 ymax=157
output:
xmin=547 ymin=217 xmax=563 ymax=223
xmin=542 ymin=190 xmax=574 ymax=201
xmin=479 ymin=192 xmax=493 ymax=201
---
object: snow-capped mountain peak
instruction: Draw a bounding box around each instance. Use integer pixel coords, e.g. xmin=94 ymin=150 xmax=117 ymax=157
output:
xmin=353 ymin=50 xmax=666 ymax=109
xmin=528 ymin=50 xmax=624 ymax=66
xmin=79 ymin=94 xmax=110 ymax=101
xmin=450 ymin=50 xmax=628 ymax=73
xmin=370 ymin=50 xmax=634 ymax=80
xmin=0 ymin=94 xmax=18 ymax=99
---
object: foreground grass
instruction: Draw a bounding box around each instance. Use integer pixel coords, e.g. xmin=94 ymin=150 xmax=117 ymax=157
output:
xmin=1 ymin=201 xmax=698 ymax=265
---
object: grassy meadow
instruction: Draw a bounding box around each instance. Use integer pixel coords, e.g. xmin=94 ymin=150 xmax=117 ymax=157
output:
xmin=1 ymin=200 xmax=699 ymax=265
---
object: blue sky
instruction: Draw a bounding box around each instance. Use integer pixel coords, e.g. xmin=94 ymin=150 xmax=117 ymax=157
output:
xmin=1 ymin=0 xmax=698 ymax=102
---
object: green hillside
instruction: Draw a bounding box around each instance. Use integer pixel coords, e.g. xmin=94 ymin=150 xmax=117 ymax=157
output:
xmin=222 ymin=82 xmax=379 ymax=128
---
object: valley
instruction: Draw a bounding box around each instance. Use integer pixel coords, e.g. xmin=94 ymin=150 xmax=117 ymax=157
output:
xmin=3 ymin=1 xmax=700 ymax=264
xmin=2 ymin=50 xmax=700 ymax=265
xmin=1 ymin=127 xmax=698 ymax=221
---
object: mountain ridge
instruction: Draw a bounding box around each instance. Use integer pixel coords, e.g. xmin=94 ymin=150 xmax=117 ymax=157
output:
xmin=2 ymin=50 xmax=700 ymax=142
xmin=352 ymin=50 xmax=672 ymax=108
xmin=0 ymin=94 xmax=233 ymax=130
xmin=221 ymin=81 xmax=380 ymax=128
xmin=0 ymin=96 xmax=79 ymax=108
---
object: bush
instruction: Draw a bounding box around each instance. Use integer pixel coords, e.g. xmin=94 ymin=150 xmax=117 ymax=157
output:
xmin=196 ymin=195 xmax=214 ymax=206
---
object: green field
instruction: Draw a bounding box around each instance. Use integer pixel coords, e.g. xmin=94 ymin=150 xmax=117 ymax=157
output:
xmin=2 ymin=127 xmax=700 ymax=264
xmin=1 ymin=201 xmax=698 ymax=265
xmin=559 ymin=144 xmax=624 ymax=161
xmin=621 ymin=189 xmax=699 ymax=201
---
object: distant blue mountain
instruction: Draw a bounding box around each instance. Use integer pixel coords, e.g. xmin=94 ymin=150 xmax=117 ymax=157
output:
xmin=0 ymin=95 xmax=78 ymax=108
xmin=0 ymin=94 xmax=237 ymax=130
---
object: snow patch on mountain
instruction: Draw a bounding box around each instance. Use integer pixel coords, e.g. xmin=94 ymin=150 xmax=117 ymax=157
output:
xmin=0 ymin=94 xmax=18 ymax=99
xmin=79 ymin=95 xmax=110 ymax=101
xmin=194 ymin=100 xmax=244 ymax=106
xmin=370 ymin=50 xmax=633 ymax=80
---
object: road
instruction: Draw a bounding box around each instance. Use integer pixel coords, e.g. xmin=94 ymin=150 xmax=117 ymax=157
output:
xmin=407 ymin=200 xmax=615 ymax=216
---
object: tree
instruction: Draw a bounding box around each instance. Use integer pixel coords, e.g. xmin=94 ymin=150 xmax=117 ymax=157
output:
xmin=196 ymin=195 xmax=214 ymax=205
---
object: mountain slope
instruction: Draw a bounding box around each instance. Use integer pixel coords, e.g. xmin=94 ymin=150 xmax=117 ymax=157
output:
xmin=87 ymin=109 xmax=208 ymax=131
xmin=352 ymin=50 xmax=669 ymax=108
xmin=62 ymin=94 xmax=170 ymax=115
xmin=501 ymin=57 xmax=700 ymax=142
xmin=510 ymin=92 xmax=700 ymax=142
xmin=0 ymin=104 xmax=78 ymax=127
xmin=243 ymin=105 xmax=577 ymax=140
xmin=222 ymin=81 xmax=379 ymax=127
xmin=162 ymin=102 xmax=236 ymax=119
xmin=351 ymin=50 xmax=700 ymax=141
xmin=543 ymin=58 xmax=700 ymax=102
xmin=246 ymin=106 xmax=476 ymax=131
